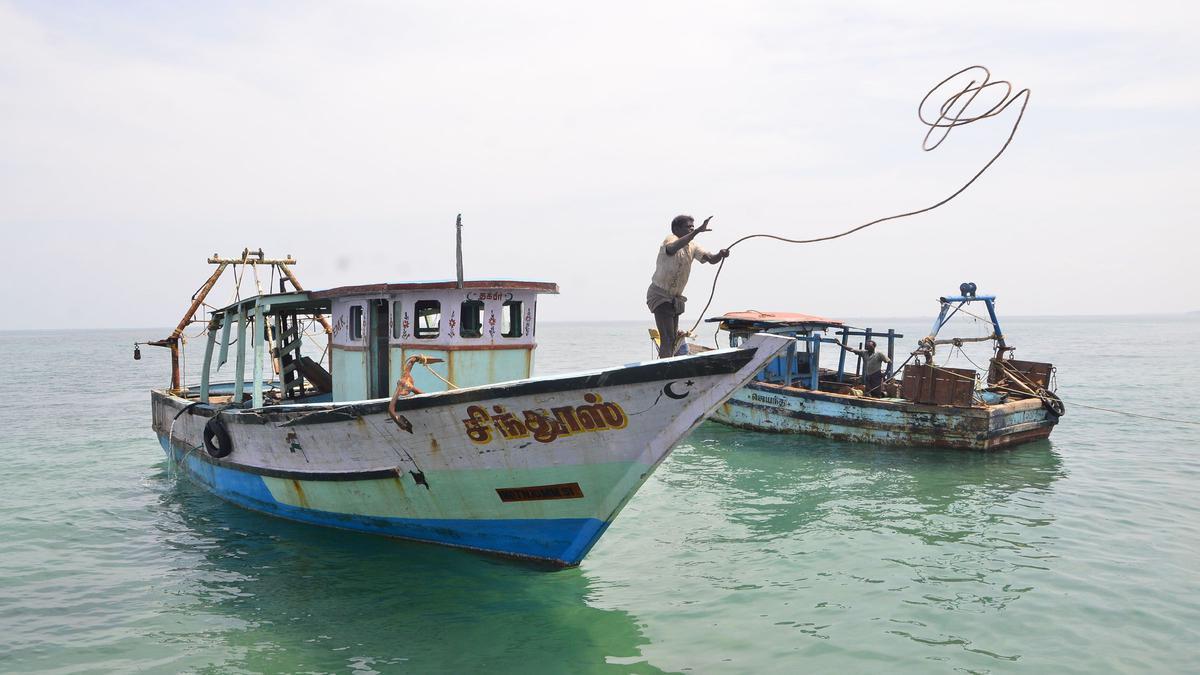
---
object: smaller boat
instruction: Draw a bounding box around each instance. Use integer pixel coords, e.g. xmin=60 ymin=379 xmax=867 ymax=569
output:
xmin=706 ymin=284 xmax=1064 ymax=450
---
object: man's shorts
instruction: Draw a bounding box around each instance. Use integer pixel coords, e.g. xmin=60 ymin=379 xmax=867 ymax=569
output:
xmin=646 ymin=284 xmax=687 ymax=315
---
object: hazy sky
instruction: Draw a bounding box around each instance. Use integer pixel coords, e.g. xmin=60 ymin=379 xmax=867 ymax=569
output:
xmin=1 ymin=1 xmax=1197 ymax=330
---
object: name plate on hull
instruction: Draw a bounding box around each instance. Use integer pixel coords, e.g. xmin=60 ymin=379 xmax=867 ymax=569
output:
xmin=496 ymin=482 xmax=585 ymax=502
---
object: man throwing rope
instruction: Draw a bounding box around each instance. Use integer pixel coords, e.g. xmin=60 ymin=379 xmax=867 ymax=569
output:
xmin=647 ymin=215 xmax=730 ymax=358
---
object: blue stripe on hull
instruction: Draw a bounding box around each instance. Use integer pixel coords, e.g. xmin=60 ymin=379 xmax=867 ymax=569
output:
xmin=159 ymin=437 xmax=609 ymax=566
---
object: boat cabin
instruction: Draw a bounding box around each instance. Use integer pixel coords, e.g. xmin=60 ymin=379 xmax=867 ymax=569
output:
xmin=195 ymin=279 xmax=558 ymax=408
xmin=708 ymin=310 xmax=902 ymax=395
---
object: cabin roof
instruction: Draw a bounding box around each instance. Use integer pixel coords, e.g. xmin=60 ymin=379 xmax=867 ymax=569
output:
xmin=311 ymin=279 xmax=559 ymax=299
xmin=707 ymin=310 xmax=844 ymax=328
xmin=213 ymin=291 xmax=331 ymax=316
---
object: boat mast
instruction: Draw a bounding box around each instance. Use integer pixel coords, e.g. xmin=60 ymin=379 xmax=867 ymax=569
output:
xmin=455 ymin=213 xmax=464 ymax=289
xmin=146 ymin=248 xmax=331 ymax=393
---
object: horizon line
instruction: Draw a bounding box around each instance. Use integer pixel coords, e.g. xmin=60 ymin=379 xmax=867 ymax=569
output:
xmin=2 ymin=310 xmax=1196 ymax=333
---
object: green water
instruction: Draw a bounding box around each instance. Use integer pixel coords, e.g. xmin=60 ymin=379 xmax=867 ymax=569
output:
xmin=2 ymin=317 xmax=1198 ymax=673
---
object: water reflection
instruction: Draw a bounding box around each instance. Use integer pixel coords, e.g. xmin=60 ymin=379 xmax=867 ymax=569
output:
xmin=151 ymin=475 xmax=663 ymax=674
xmin=592 ymin=425 xmax=1068 ymax=667
xmin=671 ymin=424 xmax=1063 ymax=542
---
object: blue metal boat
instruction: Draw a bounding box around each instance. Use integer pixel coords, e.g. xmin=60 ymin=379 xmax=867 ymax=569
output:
xmin=705 ymin=285 xmax=1064 ymax=449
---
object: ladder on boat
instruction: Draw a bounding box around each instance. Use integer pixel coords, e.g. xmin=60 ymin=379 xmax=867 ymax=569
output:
xmin=272 ymin=314 xmax=305 ymax=399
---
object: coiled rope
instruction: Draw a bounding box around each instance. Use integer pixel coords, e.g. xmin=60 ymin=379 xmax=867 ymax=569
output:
xmin=685 ymin=65 xmax=1031 ymax=344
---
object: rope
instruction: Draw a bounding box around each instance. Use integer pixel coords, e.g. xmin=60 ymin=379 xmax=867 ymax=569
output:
xmin=251 ymin=262 xmax=265 ymax=296
xmin=421 ymin=361 xmax=459 ymax=389
xmin=954 ymin=345 xmax=990 ymax=373
xmin=234 ymin=263 xmax=244 ymax=302
xmin=1057 ymin=401 xmax=1200 ymax=426
xmin=167 ymin=443 xmax=205 ymax=481
xmin=683 ymin=65 xmax=1029 ymax=347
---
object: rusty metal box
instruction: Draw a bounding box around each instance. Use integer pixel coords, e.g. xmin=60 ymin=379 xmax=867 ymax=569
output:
xmin=901 ymin=364 xmax=976 ymax=406
xmin=988 ymin=359 xmax=1053 ymax=388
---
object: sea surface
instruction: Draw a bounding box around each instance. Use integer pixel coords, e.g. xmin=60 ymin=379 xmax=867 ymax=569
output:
xmin=1 ymin=316 xmax=1198 ymax=673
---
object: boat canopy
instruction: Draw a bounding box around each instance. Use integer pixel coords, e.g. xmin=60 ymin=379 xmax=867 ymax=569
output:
xmin=197 ymin=279 xmax=559 ymax=409
xmin=707 ymin=310 xmax=898 ymax=393
xmin=707 ymin=310 xmax=843 ymax=332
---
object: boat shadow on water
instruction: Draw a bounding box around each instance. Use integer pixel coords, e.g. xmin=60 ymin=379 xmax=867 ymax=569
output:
xmin=149 ymin=468 xmax=666 ymax=674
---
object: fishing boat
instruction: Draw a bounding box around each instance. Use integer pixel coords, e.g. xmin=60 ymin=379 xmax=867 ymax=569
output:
xmin=704 ymin=284 xmax=1064 ymax=449
xmin=145 ymin=249 xmax=788 ymax=567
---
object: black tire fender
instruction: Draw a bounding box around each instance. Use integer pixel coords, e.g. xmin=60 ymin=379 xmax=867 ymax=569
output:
xmin=1037 ymin=388 xmax=1067 ymax=417
xmin=203 ymin=415 xmax=234 ymax=458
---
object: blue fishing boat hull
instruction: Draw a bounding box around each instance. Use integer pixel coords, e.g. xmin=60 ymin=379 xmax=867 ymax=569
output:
xmin=160 ymin=436 xmax=608 ymax=564
xmin=712 ymin=381 xmax=1058 ymax=450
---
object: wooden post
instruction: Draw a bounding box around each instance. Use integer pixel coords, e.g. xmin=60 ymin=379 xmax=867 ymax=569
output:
xmin=233 ymin=307 xmax=247 ymax=403
xmin=785 ymin=338 xmax=796 ymax=387
xmin=252 ymin=305 xmax=265 ymax=408
xmin=837 ymin=326 xmax=849 ymax=382
xmin=886 ymin=328 xmax=896 ymax=379
xmin=810 ymin=335 xmax=821 ymax=390
xmin=217 ymin=309 xmax=233 ymax=370
xmin=200 ymin=317 xmax=219 ymax=403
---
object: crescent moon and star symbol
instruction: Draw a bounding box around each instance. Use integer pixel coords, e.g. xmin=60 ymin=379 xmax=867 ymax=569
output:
xmin=629 ymin=379 xmax=696 ymax=416
xmin=663 ymin=380 xmax=695 ymax=400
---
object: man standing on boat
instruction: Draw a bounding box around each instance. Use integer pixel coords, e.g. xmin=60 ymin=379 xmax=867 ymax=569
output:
xmin=838 ymin=340 xmax=891 ymax=397
xmin=648 ymin=215 xmax=730 ymax=358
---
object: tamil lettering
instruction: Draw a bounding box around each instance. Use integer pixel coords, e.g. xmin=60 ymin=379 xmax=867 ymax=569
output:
xmin=750 ymin=392 xmax=789 ymax=407
xmin=461 ymin=393 xmax=628 ymax=445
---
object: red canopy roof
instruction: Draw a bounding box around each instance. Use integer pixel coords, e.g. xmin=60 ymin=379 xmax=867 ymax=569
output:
xmin=709 ymin=310 xmax=843 ymax=326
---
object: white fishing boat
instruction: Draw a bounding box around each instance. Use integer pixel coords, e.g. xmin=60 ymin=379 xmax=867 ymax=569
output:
xmin=146 ymin=249 xmax=788 ymax=567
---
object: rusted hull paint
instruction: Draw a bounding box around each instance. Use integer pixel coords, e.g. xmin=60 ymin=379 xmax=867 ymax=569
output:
xmin=712 ymin=382 xmax=1057 ymax=450
xmin=152 ymin=334 xmax=791 ymax=566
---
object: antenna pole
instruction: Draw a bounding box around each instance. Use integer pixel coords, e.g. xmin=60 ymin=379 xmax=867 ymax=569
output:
xmin=455 ymin=213 xmax=464 ymax=289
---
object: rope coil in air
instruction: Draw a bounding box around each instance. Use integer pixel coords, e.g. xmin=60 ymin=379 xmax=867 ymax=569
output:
xmin=685 ymin=65 xmax=1031 ymax=346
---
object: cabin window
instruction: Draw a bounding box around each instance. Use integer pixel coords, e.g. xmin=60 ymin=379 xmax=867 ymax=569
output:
xmin=391 ymin=301 xmax=403 ymax=339
xmin=501 ymin=300 xmax=522 ymax=338
xmin=349 ymin=305 xmax=364 ymax=341
xmin=460 ymin=300 xmax=484 ymax=338
xmin=414 ymin=300 xmax=441 ymax=339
